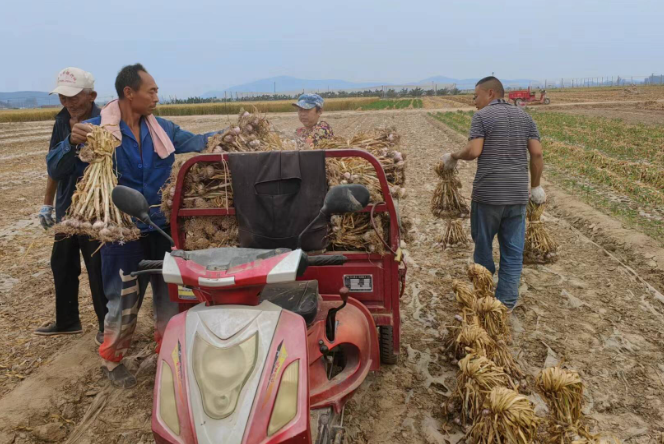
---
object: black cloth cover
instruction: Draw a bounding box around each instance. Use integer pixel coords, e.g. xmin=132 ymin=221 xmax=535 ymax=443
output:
xmin=259 ymin=281 xmax=320 ymax=325
xmin=228 ymin=151 xmax=327 ymax=251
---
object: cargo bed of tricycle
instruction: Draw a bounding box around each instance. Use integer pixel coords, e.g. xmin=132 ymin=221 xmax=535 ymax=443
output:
xmin=168 ymin=149 xmax=406 ymax=362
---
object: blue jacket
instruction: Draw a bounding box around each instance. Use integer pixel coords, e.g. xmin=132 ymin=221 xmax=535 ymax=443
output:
xmin=47 ymin=115 xmax=220 ymax=232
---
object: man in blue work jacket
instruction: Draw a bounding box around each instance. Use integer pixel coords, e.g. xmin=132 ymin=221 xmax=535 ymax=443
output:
xmin=47 ymin=64 xmax=222 ymax=388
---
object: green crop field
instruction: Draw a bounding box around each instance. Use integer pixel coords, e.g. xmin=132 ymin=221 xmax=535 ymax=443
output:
xmin=430 ymin=110 xmax=664 ymax=241
xmin=360 ymin=99 xmax=423 ymax=110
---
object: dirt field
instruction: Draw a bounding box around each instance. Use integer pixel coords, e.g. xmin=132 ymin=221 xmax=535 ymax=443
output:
xmin=546 ymin=86 xmax=664 ymax=104
xmin=1 ymin=105 xmax=664 ymax=443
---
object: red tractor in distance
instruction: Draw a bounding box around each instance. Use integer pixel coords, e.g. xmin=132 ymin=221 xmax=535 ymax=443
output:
xmin=508 ymin=87 xmax=550 ymax=106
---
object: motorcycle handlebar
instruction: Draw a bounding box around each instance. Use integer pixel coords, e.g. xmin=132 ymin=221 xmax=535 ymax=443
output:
xmin=131 ymin=253 xmax=346 ymax=278
xmin=305 ymin=255 xmax=347 ymax=266
xmin=138 ymin=260 xmax=163 ymax=270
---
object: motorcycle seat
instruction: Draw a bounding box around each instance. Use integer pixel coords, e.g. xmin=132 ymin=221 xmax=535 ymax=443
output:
xmin=259 ymin=280 xmax=320 ymax=326
xmin=179 ymin=247 xmax=291 ymax=270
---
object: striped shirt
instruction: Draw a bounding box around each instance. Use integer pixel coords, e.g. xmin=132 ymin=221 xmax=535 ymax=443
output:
xmin=468 ymin=99 xmax=540 ymax=205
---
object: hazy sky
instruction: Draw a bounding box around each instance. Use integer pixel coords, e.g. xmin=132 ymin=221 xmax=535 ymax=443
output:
xmin=2 ymin=0 xmax=662 ymax=97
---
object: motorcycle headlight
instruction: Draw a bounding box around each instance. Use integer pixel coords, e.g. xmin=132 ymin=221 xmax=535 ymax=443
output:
xmin=192 ymin=333 xmax=258 ymax=420
xmin=159 ymin=361 xmax=180 ymax=436
xmin=267 ymin=360 xmax=299 ymax=436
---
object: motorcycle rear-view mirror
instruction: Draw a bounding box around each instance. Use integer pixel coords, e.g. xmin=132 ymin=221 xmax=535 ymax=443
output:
xmin=296 ymin=184 xmax=370 ymax=249
xmin=321 ymin=184 xmax=370 ymax=217
xmin=112 ymin=185 xmax=151 ymax=223
xmin=112 ymin=186 xmax=176 ymax=248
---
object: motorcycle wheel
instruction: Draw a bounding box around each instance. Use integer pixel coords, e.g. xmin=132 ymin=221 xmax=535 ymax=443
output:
xmin=379 ymin=326 xmax=398 ymax=365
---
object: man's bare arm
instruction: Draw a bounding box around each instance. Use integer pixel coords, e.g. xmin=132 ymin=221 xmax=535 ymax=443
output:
xmin=527 ymin=138 xmax=544 ymax=187
xmin=451 ymin=138 xmax=484 ymax=161
xmin=44 ymin=176 xmax=57 ymax=206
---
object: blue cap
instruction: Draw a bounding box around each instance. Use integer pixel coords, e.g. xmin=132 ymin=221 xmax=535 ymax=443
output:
xmin=293 ymin=93 xmax=324 ymax=110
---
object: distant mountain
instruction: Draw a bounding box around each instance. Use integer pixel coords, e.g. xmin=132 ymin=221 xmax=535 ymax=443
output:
xmin=203 ymin=76 xmax=385 ymax=97
xmin=417 ymin=75 xmax=466 ymax=85
xmin=204 ymin=75 xmax=546 ymax=97
xmin=0 ymin=91 xmax=57 ymax=108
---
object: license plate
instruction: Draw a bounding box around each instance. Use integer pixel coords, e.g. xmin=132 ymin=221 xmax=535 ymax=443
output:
xmin=343 ymin=275 xmax=373 ymax=292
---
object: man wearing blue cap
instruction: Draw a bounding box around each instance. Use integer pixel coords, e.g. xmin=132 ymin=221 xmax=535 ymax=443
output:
xmin=293 ymin=93 xmax=334 ymax=147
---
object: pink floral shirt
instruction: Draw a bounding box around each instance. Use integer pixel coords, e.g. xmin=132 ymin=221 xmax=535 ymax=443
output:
xmin=296 ymin=121 xmax=334 ymax=147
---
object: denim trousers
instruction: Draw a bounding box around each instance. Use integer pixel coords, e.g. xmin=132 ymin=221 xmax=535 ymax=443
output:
xmin=470 ymin=201 xmax=526 ymax=309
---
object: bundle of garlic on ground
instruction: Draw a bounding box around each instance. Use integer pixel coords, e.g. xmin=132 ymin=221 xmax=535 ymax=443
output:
xmin=431 ymin=161 xmax=468 ymax=218
xmin=431 ymin=160 xmax=468 ymax=249
xmin=438 ymin=218 xmax=468 ymax=248
xmin=55 ymin=125 xmax=140 ymax=244
xmin=524 ymin=200 xmax=558 ymax=264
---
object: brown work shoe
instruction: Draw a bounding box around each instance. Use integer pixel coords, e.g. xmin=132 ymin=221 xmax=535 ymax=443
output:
xmin=34 ymin=321 xmax=83 ymax=336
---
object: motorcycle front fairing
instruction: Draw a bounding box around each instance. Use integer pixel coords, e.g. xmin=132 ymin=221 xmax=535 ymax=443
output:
xmin=153 ymin=301 xmax=310 ymax=444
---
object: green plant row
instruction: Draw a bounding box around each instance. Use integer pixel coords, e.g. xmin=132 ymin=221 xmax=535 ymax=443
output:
xmin=360 ymin=99 xmax=423 ymax=110
xmin=546 ymin=169 xmax=664 ymax=243
xmin=428 ymin=109 xmax=664 ymax=244
xmin=430 ymin=111 xmax=474 ymax=134
xmin=546 ymin=147 xmax=664 ymax=209
xmin=532 ymin=112 xmax=664 ymax=167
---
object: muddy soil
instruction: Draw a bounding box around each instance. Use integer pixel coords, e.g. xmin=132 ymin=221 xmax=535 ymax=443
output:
xmin=1 ymin=111 xmax=664 ymax=443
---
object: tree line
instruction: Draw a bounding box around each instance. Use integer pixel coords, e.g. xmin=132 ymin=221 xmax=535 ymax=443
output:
xmin=163 ymin=86 xmax=463 ymax=104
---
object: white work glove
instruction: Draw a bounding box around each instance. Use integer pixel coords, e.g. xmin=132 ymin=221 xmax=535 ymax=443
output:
xmin=38 ymin=205 xmax=55 ymax=230
xmin=530 ymin=186 xmax=546 ymax=205
xmin=442 ymin=153 xmax=458 ymax=171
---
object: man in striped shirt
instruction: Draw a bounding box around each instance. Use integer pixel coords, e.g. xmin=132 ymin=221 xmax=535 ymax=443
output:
xmin=442 ymin=76 xmax=545 ymax=309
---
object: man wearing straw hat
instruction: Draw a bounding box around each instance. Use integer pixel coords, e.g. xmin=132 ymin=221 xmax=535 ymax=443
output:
xmin=441 ymin=76 xmax=545 ymax=310
xmin=35 ymin=67 xmax=108 ymax=346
